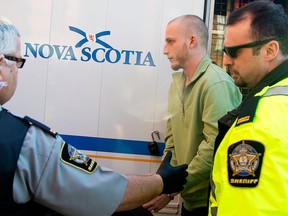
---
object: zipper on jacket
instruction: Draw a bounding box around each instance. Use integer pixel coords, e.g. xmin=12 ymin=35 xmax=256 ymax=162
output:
xmin=182 ymin=82 xmax=186 ymax=117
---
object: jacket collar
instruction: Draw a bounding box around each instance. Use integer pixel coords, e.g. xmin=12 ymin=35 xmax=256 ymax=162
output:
xmin=172 ymin=55 xmax=211 ymax=86
xmin=244 ymin=59 xmax=288 ymax=103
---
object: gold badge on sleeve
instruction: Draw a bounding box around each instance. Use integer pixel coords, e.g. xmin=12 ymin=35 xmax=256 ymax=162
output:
xmin=60 ymin=142 xmax=98 ymax=174
xmin=228 ymin=140 xmax=264 ymax=187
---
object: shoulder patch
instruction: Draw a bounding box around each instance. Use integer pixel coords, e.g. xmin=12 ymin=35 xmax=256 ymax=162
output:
xmin=60 ymin=142 xmax=98 ymax=174
xmin=228 ymin=140 xmax=265 ymax=187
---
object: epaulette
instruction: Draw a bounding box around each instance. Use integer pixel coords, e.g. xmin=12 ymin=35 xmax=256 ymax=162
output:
xmin=23 ymin=116 xmax=58 ymax=138
xmin=235 ymin=96 xmax=260 ymax=127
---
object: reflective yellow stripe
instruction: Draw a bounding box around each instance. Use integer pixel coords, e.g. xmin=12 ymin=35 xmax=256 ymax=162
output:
xmin=209 ymin=173 xmax=218 ymax=215
xmin=263 ymin=86 xmax=288 ymax=96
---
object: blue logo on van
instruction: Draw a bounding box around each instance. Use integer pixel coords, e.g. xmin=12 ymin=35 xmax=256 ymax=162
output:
xmin=24 ymin=26 xmax=156 ymax=67
xmin=69 ymin=26 xmax=112 ymax=49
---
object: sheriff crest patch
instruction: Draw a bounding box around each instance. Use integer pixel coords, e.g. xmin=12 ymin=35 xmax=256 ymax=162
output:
xmin=60 ymin=142 xmax=97 ymax=174
xmin=228 ymin=140 xmax=264 ymax=187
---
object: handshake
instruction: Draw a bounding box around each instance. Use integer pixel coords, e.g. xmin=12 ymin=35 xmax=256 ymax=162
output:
xmin=156 ymin=151 xmax=188 ymax=194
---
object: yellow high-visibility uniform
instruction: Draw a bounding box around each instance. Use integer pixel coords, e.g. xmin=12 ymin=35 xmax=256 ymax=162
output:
xmin=209 ymin=71 xmax=288 ymax=216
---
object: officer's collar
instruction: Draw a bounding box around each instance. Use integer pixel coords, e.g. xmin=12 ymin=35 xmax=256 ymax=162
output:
xmin=243 ymin=59 xmax=288 ymax=104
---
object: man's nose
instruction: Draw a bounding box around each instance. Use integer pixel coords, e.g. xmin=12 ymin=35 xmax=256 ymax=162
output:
xmin=163 ymin=44 xmax=168 ymax=55
xmin=223 ymin=54 xmax=233 ymax=67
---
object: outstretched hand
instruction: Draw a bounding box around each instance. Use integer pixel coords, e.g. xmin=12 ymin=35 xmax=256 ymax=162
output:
xmin=143 ymin=194 xmax=173 ymax=212
xmin=156 ymin=151 xmax=188 ymax=194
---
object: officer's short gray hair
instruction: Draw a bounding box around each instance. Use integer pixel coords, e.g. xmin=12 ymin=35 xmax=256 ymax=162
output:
xmin=0 ymin=16 xmax=20 ymax=56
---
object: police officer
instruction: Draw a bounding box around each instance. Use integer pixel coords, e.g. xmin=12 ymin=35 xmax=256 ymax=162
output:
xmin=0 ymin=17 xmax=188 ymax=216
xmin=209 ymin=1 xmax=288 ymax=215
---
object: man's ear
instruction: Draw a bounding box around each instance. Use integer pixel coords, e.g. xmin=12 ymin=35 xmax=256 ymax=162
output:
xmin=188 ymin=35 xmax=197 ymax=48
xmin=0 ymin=54 xmax=5 ymax=66
xmin=0 ymin=55 xmax=5 ymax=79
xmin=263 ymin=41 xmax=279 ymax=61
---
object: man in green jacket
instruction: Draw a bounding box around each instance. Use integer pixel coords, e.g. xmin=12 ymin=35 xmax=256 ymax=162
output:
xmin=144 ymin=15 xmax=242 ymax=216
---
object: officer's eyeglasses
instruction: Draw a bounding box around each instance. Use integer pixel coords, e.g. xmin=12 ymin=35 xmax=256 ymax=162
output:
xmin=223 ymin=37 xmax=283 ymax=58
xmin=4 ymin=55 xmax=26 ymax=68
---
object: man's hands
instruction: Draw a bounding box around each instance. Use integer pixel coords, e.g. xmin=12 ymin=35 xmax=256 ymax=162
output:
xmin=143 ymin=193 xmax=177 ymax=212
xmin=156 ymin=151 xmax=188 ymax=194
xmin=143 ymin=151 xmax=186 ymax=213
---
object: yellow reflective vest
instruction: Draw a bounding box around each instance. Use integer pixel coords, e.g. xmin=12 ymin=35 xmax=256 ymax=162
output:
xmin=209 ymin=78 xmax=288 ymax=216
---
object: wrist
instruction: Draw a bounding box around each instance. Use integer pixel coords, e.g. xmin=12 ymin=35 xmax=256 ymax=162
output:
xmin=154 ymin=174 xmax=164 ymax=195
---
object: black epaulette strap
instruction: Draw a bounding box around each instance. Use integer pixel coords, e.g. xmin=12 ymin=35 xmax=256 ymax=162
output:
xmin=23 ymin=116 xmax=58 ymax=138
xmin=235 ymin=96 xmax=260 ymax=127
